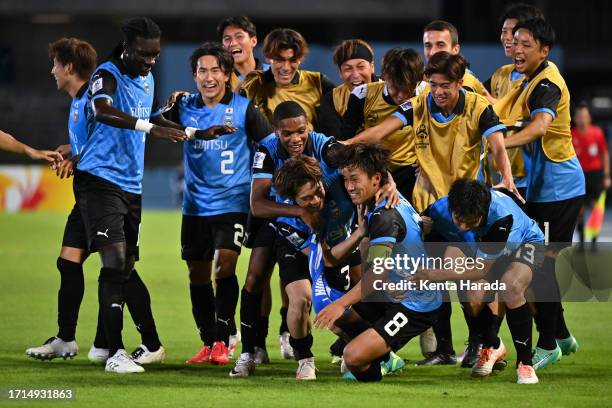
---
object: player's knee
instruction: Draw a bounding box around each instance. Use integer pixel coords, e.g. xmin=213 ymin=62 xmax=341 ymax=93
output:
xmin=99 ymin=266 xmax=128 ymax=284
xmin=244 ymin=267 xmax=266 ymax=292
xmin=501 ymin=276 xmax=525 ymax=304
xmin=99 ymin=244 xmax=127 ymax=271
xmin=342 ymin=342 xmax=363 ymax=370
xmin=289 ymin=290 xmax=311 ymax=313
xmin=215 ymin=254 xmax=237 ymax=279
xmin=187 ymin=264 xmax=211 ymax=285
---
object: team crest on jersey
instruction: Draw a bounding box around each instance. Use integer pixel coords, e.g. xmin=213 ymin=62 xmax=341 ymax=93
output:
xmin=415 ymin=124 xmax=429 ymax=148
xmin=91 ymin=77 xmax=103 ymax=94
xmin=399 ymin=101 xmax=412 ymax=111
xmin=224 ymin=107 xmax=234 ymax=127
xmin=253 ymin=152 xmax=266 ymax=169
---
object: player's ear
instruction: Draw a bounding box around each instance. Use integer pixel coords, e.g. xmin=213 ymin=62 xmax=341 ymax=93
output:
xmin=251 ymin=36 xmax=257 ymax=49
xmin=65 ymin=62 xmax=75 ymax=76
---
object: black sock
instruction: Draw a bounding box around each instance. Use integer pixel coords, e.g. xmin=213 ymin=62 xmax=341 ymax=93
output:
xmin=461 ymin=305 xmax=480 ymax=345
xmin=352 ymin=359 xmax=383 ymax=382
xmin=329 ymin=338 xmax=347 ymax=356
xmin=279 ymin=307 xmax=289 ymax=334
xmin=189 ymin=283 xmax=216 ymax=346
xmin=556 ymin=304 xmax=571 ymax=339
xmin=506 ymin=303 xmax=533 ymax=366
xmin=475 ymin=307 xmax=500 ymax=349
xmin=124 ymin=270 xmax=161 ymax=351
xmin=256 ymin=316 xmax=269 ymax=349
xmin=93 ymin=308 xmax=108 ymax=349
xmin=533 ymin=257 xmax=561 ymax=350
xmin=56 ymin=257 xmax=85 ymax=342
xmin=240 ymin=288 xmax=261 ymax=354
xmin=215 ymin=275 xmax=239 ymax=345
xmin=289 ymin=333 xmax=314 ymax=360
xmin=433 ymin=298 xmax=455 ymax=354
xmin=98 ymin=267 xmax=126 ymax=357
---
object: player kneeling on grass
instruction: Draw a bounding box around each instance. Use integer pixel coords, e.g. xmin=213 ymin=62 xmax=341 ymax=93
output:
xmin=417 ymin=179 xmax=543 ymax=384
xmin=274 ymin=156 xmax=405 ymax=376
xmin=314 ymin=143 xmax=442 ymax=382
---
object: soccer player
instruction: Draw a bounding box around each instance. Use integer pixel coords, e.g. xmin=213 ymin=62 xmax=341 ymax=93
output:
xmin=422 ymin=20 xmax=487 ymax=96
xmin=421 ymin=179 xmax=543 ymax=384
xmin=218 ymin=16 xmax=270 ymax=91
xmin=317 ymin=39 xmax=377 ymax=136
xmin=164 ymin=42 xmax=272 ymax=365
xmin=25 ymin=37 xmax=104 ymax=362
xmin=0 ymin=130 xmax=62 ymax=162
xmin=571 ymin=102 xmax=610 ymax=250
xmin=314 ymin=143 xmax=441 ymax=383
xmin=481 ymin=4 xmax=545 ymax=196
xmin=75 ymin=17 xmax=188 ymax=373
xmin=498 ymin=18 xmax=584 ymax=370
xmin=340 ymin=47 xmax=424 ymax=201
xmin=239 ymin=28 xmax=335 ymax=131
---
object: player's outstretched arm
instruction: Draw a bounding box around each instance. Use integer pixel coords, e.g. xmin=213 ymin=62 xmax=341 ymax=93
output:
xmin=92 ymin=99 xmax=187 ymax=143
xmin=314 ymin=283 xmax=362 ymax=329
xmin=504 ymin=111 xmax=553 ymax=148
xmin=488 ymin=131 xmax=524 ymax=202
xmin=0 ymin=130 xmax=63 ymax=163
xmin=344 ymin=115 xmax=404 ymax=145
xmin=323 ymin=205 xmax=367 ymax=266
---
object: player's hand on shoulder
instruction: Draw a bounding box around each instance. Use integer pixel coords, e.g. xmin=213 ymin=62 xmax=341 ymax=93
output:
xmin=420 ymin=215 xmax=433 ymax=235
xmin=150 ymin=125 xmax=188 ymax=143
xmin=375 ymin=173 xmax=399 ymax=208
xmin=494 ymin=179 xmax=525 ymax=204
xmin=356 ymin=204 xmax=367 ymax=236
xmin=163 ymin=90 xmax=189 ymax=112
xmin=313 ymin=302 xmax=345 ymax=329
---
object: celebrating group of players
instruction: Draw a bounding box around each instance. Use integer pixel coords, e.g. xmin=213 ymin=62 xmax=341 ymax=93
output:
xmin=13 ymin=2 xmax=585 ymax=385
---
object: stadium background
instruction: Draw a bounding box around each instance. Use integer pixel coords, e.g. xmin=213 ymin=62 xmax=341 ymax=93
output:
xmin=1 ymin=1 xmax=611 ymax=406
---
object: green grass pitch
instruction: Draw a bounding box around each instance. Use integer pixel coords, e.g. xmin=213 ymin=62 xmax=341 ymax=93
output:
xmin=1 ymin=211 xmax=611 ymax=407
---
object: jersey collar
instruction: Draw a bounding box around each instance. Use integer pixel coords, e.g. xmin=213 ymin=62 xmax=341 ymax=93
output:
xmin=428 ymin=89 xmax=466 ymax=121
xmin=75 ymin=82 xmax=88 ymax=98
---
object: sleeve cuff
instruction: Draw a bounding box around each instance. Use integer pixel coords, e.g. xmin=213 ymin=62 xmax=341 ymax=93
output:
xmin=252 ymin=173 xmax=273 ymax=179
xmin=482 ymin=124 xmax=506 ymax=138
xmin=370 ymin=236 xmax=397 ymax=245
xmin=91 ymin=94 xmax=113 ymax=103
xmin=531 ymin=108 xmax=556 ymax=119
xmin=392 ymin=111 xmax=408 ymax=127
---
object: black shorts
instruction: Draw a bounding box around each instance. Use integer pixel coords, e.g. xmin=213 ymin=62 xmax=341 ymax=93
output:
xmin=274 ymin=235 xmax=309 ymax=285
xmin=244 ymin=213 xmax=277 ymax=249
xmin=372 ymin=303 xmax=439 ymax=352
xmin=527 ymin=195 xmax=584 ymax=244
xmin=74 ymin=170 xmax=141 ymax=259
xmin=392 ymin=165 xmax=417 ymax=204
xmin=61 ymin=203 xmax=90 ymax=250
xmin=584 ymin=170 xmax=604 ymax=201
xmin=181 ymin=213 xmax=247 ymax=261
xmin=323 ymin=250 xmax=361 ymax=292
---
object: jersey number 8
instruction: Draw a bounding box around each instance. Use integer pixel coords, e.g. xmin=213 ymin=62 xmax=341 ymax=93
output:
xmin=384 ymin=312 xmax=408 ymax=336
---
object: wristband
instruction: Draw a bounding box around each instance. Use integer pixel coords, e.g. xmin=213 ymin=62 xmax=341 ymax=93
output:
xmin=135 ymin=119 xmax=154 ymax=133
xmin=185 ymin=127 xmax=197 ymax=140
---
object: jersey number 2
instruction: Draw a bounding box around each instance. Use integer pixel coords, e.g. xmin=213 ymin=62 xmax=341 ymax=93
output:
xmin=221 ymin=151 xmax=234 ymax=175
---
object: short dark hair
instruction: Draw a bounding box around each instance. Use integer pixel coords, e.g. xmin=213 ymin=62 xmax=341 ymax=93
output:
xmin=500 ymin=3 xmax=545 ymax=25
xmin=424 ymin=51 xmax=468 ymax=82
xmin=513 ymin=18 xmax=555 ymax=49
xmin=333 ymin=39 xmax=374 ymax=67
xmin=189 ymin=42 xmax=234 ymax=76
xmin=274 ymin=156 xmax=322 ymax=200
xmin=273 ymin=101 xmax=307 ymax=126
xmin=48 ymin=37 xmax=97 ymax=80
xmin=337 ymin=143 xmax=389 ymax=185
xmin=424 ymin=20 xmax=459 ymax=46
xmin=263 ymin=28 xmax=308 ymax=61
xmin=217 ymin=16 xmax=257 ymax=39
xmin=381 ymin=47 xmax=423 ymax=95
xmin=448 ymin=179 xmax=491 ymax=222
xmin=121 ymin=17 xmax=161 ymax=46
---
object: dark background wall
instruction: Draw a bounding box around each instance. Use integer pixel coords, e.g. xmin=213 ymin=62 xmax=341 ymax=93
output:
xmin=1 ymin=0 xmax=610 ymax=165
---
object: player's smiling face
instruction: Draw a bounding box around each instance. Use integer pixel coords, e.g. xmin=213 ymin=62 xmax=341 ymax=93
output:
xmin=342 ymin=165 xmax=380 ymax=205
xmin=423 ymin=29 xmax=459 ymax=61
xmin=124 ymin=37 xmax=161 ymax=77
xmin=269 ymin=48 xmax=301 ymax=86
xmin=513 ymin=29 xmax=549 ymax=75
xmin=51 ymin=58 xmax=70 ymax=91
xmin=276 ymin=115 xmax=309 ymax=156
xmin=222 ymin=25 xmax=257 ymax=65
xmin=194 ymin=55 xmax=229 ymax=103
xmin=295 ymin=180 xmax=326 ymax=211
xmin=500 ymin=18 xmax=518 ymax=58
xmin=339 ymin=58 xmax=374 ymax=90
xmin=429 ymin=73 xmax=462 ymax=114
